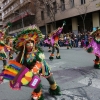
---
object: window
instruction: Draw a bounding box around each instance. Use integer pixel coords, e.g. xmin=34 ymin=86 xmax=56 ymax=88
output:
xmin=46 ymin=5 xmax=50 ymax=16
xmin=81 ymin=0 xmax=85 ymax=5
xmin=20 ymin=0 xmax=24 ymax=4
xmin=70 ymin=0 xmax=74 ymax=8
xmin=41 ymin=11 xmax=44 ymax=20
xmin=60 ymin=0 xmax=65 ymax=11
xmin=53 ymin=1 xmax=57 ymax=13
xmin=47 ymin=24 xmax=51 ymax=33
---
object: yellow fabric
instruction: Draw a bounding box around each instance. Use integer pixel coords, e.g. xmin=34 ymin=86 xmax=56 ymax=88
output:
xmin=50 ymin=83 xmax=57 ymax=90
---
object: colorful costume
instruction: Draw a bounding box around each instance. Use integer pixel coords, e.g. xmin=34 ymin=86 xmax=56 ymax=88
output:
xmin=49 ymin=22 xmax=65 ymax=60
xmin=0 ymin=23 xmax=12 ymax=69
xmin=6 ymin=36 xmax=15 ymax=59
xmin=64 ymin=35 xmax=72 ymax=49
xmin=44 ymin=36 xmax=52 ymax=52
xmin=0 ymin=25 xmax=61 ymax=100
xmin=86 ymin=28 xmax=100 ymax=69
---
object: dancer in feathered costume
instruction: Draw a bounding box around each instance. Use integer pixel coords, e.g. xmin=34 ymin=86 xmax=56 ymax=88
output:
xmin=49 ymin=22 xmax=65 ymax=60
xmin=6 ymin=36 xmax=15 ymax=59
xmin=0 ymin=25 xmax=61 ymax=100
xmin=86 ymin=27 xmax=100 ymax=69
xmin=64 ymin=34 xmax=72 ymax=49
xmin=0 ymin=23 xmax=12 ymax=69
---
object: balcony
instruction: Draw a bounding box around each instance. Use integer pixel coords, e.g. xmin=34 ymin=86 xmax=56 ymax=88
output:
xmin=9 ymin=25 xmax=30 ymax=34
xmin=3 ymin=0 xmax=31 ymax=19
xmin=13 ymin=0 xmax=31 ymax=12
xmin=3 ymin=12 xmax=35 ymax=28
xmin=3 ymin=0 xmax=16 ymax=10
xmin=11 ymin=12 xmax=31 ymax=23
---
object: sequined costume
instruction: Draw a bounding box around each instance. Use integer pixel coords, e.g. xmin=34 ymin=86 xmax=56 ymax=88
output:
xmin=86 ymin=28 xmax=100 ymax=69
xmin=0 ymin=25 xmax=61 ymax=100
xmin=49 ymin=22 xmax=65 ymax=60
xmin=44 ymin=36 xmax=52 ymax=52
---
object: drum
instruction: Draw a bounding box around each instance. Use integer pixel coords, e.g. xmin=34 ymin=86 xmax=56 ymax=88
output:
xmin=0 ymin=60 xmax=41 ymax=90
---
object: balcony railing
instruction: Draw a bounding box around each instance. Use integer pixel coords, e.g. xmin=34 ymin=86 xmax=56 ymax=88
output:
xmin=9 ymin=25 xmax=30 ymax=34
xmin=13 ymin=0 xmax=31 ymax=12
xmin=3 ymin=0 xmax=31 ymax=19
xmin=3 ymin=0 xmax=16 ymax=10
xmin=3 ymin=12 xmax=34 ymax=27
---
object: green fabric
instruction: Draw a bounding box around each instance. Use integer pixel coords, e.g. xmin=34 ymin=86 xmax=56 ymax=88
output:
xmin=0 ymin=53 xmax=7 ymax=58
xmin=49 ymin=86 xmax=61 ymax=95
xmin=87 ymin=47 xmax=93 ymax=53
xmin=94 ymin=64 xmax=100 ymax=69
xmin=49 ymin=56 xmax=54 ymax=60
xmin=42 ymin=60 xmax=50 ymax=76
xmin=35 ymin=52 xmax=44 ymax=62
xmin=56 ymin=56 xmax=61 ymax=59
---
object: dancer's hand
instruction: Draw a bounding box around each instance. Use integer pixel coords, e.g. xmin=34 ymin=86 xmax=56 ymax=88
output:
xmin=0 ymin=76 xmax=4 ymax=84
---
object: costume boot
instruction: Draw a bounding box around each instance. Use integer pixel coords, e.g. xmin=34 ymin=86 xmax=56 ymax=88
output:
xmin=49 ymin=83 xmax=61 ymax=96
xmin=49 ymin=54 xmax=54 ymax=60
xmin=56 ymin=53 xmax=61 ymax=59
xmin=31 ymin=90 xmax=44 ymax=100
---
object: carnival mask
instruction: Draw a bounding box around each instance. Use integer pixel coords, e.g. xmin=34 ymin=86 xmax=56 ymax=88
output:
xmin=26 ymin=41 xmax=34 ymax=52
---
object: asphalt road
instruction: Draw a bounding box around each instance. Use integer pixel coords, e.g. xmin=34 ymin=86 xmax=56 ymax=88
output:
xmin=0 ymin=47 xmax=100 ymax=100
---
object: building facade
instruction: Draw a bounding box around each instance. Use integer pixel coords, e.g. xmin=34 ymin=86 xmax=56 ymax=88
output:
xmin=0 ymin=1 xmax=3 ymax=29
xmin=2 ymin=0 xmax=35 ymax=35
xmin=36 ymin=0 xmax=100 ymax=35
xmin=1 ymin=0 xmax=100 ymax=35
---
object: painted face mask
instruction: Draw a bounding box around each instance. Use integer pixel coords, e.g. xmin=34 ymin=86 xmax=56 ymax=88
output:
xmin=26 ymin=41 xmax=34 ymax=52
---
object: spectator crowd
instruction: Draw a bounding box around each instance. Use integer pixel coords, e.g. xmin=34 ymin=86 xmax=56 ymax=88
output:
xmin=40 ymin=31 xmax=91 ymax=48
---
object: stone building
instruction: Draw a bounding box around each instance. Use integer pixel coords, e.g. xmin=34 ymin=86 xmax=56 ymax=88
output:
xmin=2 ymin=0 xmax=100 ymax=35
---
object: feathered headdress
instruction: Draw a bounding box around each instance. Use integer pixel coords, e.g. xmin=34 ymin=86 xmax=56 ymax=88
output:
xmin=0 ymin=22 xmax=12 ymax=40
xmin=90 ymin=27 xmax=100 ymax=36
xmin=13 ymin=25 xmax=44 ymax=51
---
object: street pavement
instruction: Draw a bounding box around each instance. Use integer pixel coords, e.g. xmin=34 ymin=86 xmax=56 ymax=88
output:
xmin=0 ymin=47 xmax=100 ymax=100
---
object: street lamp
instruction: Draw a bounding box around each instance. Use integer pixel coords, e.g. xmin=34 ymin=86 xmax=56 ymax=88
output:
xmin=13 ymin=12 xmax=24 ymax=29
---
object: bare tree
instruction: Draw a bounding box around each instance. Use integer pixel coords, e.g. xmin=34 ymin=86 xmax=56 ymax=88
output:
xmin=36 ymin=0 xmax=60 ymax=29
xmin=75 ymin=3 xmax=90 ymax=32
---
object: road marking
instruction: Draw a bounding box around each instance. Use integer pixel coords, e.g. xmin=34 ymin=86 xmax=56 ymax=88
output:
xmin=61 ymin=90 xmax=88 ymax=100
xmin=78 ymin=77 xmax=100 ymax=89
xmin=49 ymin=62 xmax=66 ymax=68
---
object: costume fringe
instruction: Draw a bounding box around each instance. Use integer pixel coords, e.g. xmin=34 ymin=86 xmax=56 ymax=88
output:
xmin=49 ymin=85 xmax=61 ymax=95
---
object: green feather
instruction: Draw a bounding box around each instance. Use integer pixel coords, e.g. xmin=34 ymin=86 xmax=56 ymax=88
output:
xmin=7 ymin=22 xmax=12 ymax=27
